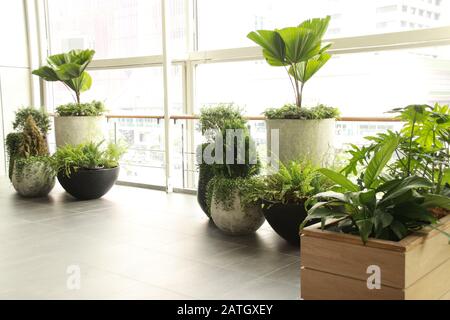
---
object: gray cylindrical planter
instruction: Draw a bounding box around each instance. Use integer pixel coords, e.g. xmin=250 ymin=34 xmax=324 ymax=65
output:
xmin=54 ymin=116 xmax=107 ymax=147
xmin=12 ymin=161 xmax=55 ymax=198
xmin=266 ymin=118 xmax=335 ymax=166
xmin=210 ymin=192 xmax=265 ymax=235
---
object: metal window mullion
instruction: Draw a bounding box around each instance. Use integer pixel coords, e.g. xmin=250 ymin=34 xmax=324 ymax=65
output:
xmin=161 ymin=0 xmax=173 ymax=193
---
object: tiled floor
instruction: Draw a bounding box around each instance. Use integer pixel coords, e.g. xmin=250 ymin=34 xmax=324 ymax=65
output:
xmin=0 ymin=177 xmax=300 ymax=300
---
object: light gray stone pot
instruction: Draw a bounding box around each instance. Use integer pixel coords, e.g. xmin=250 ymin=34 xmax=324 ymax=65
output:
xmin=12 ymin=160 xmax=55 ymax=198
xmin=210 ymin=192 xmax=265 ymax=235
xmin=266 ymin=118 xmax=335 ymax=166
xmin=55 ymin=116 xmax=107 ymax=147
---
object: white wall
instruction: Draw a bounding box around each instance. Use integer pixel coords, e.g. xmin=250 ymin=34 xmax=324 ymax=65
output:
xmin=0 ymin=1 xmax=32 ymax=176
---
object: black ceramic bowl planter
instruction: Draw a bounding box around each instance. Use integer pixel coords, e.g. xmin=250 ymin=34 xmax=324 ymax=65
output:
xmin=58 ymin=166 xmax=119 ymax=200
xmin=262 ymin=201 xmax=317 ymax=246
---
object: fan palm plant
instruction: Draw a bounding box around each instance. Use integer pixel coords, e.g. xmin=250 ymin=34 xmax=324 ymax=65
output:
xmin=247 ymin=16 xmax=331 ymax=108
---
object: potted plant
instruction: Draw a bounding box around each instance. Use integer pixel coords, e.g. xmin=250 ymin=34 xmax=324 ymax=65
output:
xmin=32 ymin=49 xmax=107 ymax=147
xmin=6 ymin=108 xmax=55 ymax=197
xmin=197 ymin=104 xmax=247 ymax=218
xmin=248 ymin=16 xmax=339 ymax=165
xmin=299 ymin=104 xmax=450 ymax=299
xmin=203 ymin=112 xmax=264 ymax=235
xmin=53 ymin=141 xmax=126 ymax=200
xmin=257 ymin=161 xmax=332 ymax=246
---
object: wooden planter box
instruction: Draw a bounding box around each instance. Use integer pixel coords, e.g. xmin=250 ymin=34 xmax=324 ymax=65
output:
xmin=300 ymin=216 xmax=450 ymax=300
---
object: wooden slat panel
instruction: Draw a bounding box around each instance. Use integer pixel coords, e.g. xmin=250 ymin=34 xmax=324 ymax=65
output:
xmin=404 ymin=218 xmax=450 ymax=287
xmin=405 ymin=259 xmax=450 ymax=300
xmin=440 ymin=290 xmax=450 ymax=300
xmin=301 ymin=235 xmax=405 ymax=288
xmin=301 ymin=268 xmax=404 ymax=300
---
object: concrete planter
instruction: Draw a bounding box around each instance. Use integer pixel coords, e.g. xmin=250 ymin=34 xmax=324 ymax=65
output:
xmin=12 ymin=161 xmax=55 ymax=198
xmin=210 ymin=192 xmax=265 ymax=235
xmin=266 ymin=118 xmax=335 ymax=166
xmin=55 ymin=116 xmax=107 ymax=147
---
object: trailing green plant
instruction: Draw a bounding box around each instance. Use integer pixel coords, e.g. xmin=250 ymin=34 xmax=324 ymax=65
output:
xmin=13 ymin=107 xmax=50 ymax=134
xmin=53 ymin=141 xmax=127 ymax=177
xmin=6 ymin=132 xmax=23 ymax=180
xmin=258 ymin=161 xmax=333 ymax=206
xmin=248 ymin=16 xmax=331 ymax=109
xmin=14 ymin=156 xmax=56 ymax=179
xmin=32 ymin=49 xmax=95 ymax=105
xmin=55 ymin=101 xmax=106 ymax=117
xmin=207 ymin=175 xmax=264 ymax=211
xmin=301 ymin=135 xmax=450 ymax=244
xmin=264 ymin=104 xmax=339 ymax=120
xmin=342 ymin=104 xmax=450 ymax=195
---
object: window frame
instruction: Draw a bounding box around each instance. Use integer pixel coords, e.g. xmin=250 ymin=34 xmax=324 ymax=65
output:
xmin=25 ymin=0 xmax=450 ymax=192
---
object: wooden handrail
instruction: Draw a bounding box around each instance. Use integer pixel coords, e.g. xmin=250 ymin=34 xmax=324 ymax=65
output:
xmin=105 ymin=115 xmax=399 ymax=122
xmin=49 ymin=113 xmax=399 ymax=122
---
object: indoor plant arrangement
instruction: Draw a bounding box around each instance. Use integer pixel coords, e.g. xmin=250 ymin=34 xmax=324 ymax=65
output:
xmin=204 ymin=111 xmax=264 ymax=235
xmin=6 ymin=108 xmax=55 ymax=197
xmin=257 ymin=161 xmax=332 ymax=246
xmin=299 ymin=104 xmax=450 ymax=300
xmin=53 ymin=141 xmax=126 ymax=200
xmin=197 ymin=103 xmax=247 ymax=218
xmin=32 ymin=49 xmax=107 ymax=147
xmin=248 ymin=16 xmax=339 ymax=165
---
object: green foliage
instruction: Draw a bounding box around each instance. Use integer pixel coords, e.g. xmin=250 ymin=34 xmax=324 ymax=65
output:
xmin=53 ymin=141 xmax=127 ymax=177
xmin=207 ymin=175 xmax=264 ymax=211
xmin=56 ymin=101 xmax=106 ymax=116
xmin=342 ymin=104 xmax=450 ymax=194
xmin=248 ymin=16 xmax=331 ymax=108
xmin=32 ymin=49 xmax=95 ymax=105
xmin=6 ymin=132 xmax=23 ymax=179
xmin=303 ymin=142 xmax=450 ymax=244
xmin=199 ymin=103 xmax=246 ymax=137
xmin=13 ymin=107 xmax=50 ymax=134
xmin=264 ymin=104 xmax=340 ymax=120
xmin=258 ymin=161 xmax=333 ymax=205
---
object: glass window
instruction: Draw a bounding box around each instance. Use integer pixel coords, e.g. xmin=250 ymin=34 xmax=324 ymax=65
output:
xmin=197 ymin=0 xmax=450 ymax=50
xmin=47 ymin=0 xmax=187 ymax=58
xmin=47 ymin=65 xmax=184 ymax=114
xmin=195 ymin=46 xmax=450 ymax=117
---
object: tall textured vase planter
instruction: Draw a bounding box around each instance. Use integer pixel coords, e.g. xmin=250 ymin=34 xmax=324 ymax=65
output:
xmin=211 ymin=192 xmax=265 ymax=235
xmin=266 ymin=119 xmax=335 ymax=166
xmin=300 ymin=216 xmax=450 ymax=300
xmin=197 ymin=164 xmax=215 ymax=218
xmin=12 ymin=162 xmax=55 ymax=198
xmin=54 ymin=116 xmax=107 ymax=147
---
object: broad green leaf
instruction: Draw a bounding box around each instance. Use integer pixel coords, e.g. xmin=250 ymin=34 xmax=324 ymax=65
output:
xmin=422 ymin=194 xmax=450 ymax=210
xmin=298 ymin=16 xmax=331 ymax=40
xmin=380 ymin=176 xmax=433 ymax=205
xmin=358 ymin=189 xmax=376 ymax=210
xmin=363 ymin=135 xmax=399 ymax=188
xmin=390 ymin=220 xmax=409 ymax=240
xmin=356 ymin=219 xmax=373 ymax=243
xmin=55 ymin=63 xmax=83 ymax=81
xmin=277 ymin=27 xmax=320 ymax=64
xmin=300 ymin=206 xmax=347 ymax=230
xmin=313 ymin=191 xmax=348 ymax=202
xmin=394 ymin=203 xmax=437 ymax=224
xmin=289 ymin=53 xmax=331 ymax=83
xmin=31 ymin=66 xmax=59 ymax=81
xmin=318 ymin=168 xmax=359 ymax=192
xmin=373 ymin=210 xmax=394 ymax=230
xmin=247 ymin=30 xmax=286 ymax=66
